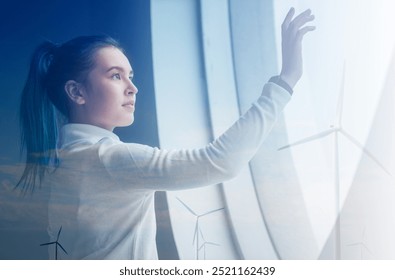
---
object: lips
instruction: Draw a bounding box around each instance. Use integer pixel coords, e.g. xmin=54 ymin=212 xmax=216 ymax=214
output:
xmin=122 ymin=100 xmax=135 ymax=111
xmin=122 ymin=100 xmax=135 ymax=107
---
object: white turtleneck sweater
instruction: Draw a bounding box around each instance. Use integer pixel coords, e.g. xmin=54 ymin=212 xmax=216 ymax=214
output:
xmin=45 ymin=82 xmax=291 ymax=259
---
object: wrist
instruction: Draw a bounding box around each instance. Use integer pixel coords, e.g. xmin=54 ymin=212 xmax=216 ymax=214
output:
xmin=269 ymin=75 xmax=294 ymax=95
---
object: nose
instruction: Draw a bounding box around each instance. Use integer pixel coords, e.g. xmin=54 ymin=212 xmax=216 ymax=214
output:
xmin=127 ymin=80 xmax=138 ymax=95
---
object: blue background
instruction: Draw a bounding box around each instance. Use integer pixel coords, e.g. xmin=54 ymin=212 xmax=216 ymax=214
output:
xmin=0 ymin=0 xmax=178 ymax=259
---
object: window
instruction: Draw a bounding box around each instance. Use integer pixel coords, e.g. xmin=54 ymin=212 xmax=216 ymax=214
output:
xmin=151 ymin=0 xmax=395 ymax=259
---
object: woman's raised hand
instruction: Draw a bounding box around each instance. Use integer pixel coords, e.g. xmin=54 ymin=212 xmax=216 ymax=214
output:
xmin=279 ymin=8 xmax=315 ymax=89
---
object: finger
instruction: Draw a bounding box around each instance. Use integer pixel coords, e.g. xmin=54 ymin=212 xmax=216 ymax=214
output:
xmin=296 ymin=26 xmax=316 ymax=41
xmin=295 ymin=14 xmax=315 ymax=29
xmin=291 ymin=9 xmax=314 ymax=29
xmin=282 ymin=7 xmax=295 ymax=31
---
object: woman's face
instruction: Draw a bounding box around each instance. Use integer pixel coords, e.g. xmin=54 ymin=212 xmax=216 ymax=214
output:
xmin=79 ymin=46 xmax=138 ymax=131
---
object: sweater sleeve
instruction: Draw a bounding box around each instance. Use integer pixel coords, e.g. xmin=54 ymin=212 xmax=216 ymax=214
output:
xmin=100 ymin=82 xmax=291 ymax=191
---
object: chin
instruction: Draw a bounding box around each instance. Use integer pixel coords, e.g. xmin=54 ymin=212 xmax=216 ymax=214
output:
xmin=119 ymin=117 xmax=135 ymax=127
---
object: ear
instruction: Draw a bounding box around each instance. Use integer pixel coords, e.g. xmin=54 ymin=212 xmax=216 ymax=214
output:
xmin=64 ymin=80 xmax=86 ymax=105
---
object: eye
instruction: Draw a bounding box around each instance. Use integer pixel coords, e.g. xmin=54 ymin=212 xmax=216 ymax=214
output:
xmin=111 ymin=73 xmax=121 ymax=80
xmin=129 ymin=76 xmax=134 ymax=82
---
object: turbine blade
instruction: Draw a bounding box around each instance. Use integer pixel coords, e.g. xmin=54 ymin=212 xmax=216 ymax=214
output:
xmin=335 ymin=61 xmax=347 ymax=126
xmin=362 ymin=244 xmax=373 ymax=255
xmin=40 ymin=242 xmax=56 ymax=246
xmin=176 ymin=197 xmax=198 ymax=216
xmin=57 ymin=226 xmax=63 ymax=241
xmin=278 ymin=128 xmax=337 ymax=151
xmin=200 ymin=207 xmax=224 ymax=217
xmin=341 ymin=130 xmax=392 ymax=176
xmin=347 ymin=242 xmax=361 ymax=247
xmin=192 ymin=222 xmax=198 ymax=245
xmin=198 ymin=243 xmax=205 ymax=251
xmin=58 ymin=243 xmax=68 ymax=255
xmin=198 ymin=227 xmax=205 ymax=242
xmin=205 ymin=242 xmax=220 ymax=246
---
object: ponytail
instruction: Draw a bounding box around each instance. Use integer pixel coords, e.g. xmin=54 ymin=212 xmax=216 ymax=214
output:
xmin=17 ymin=42 xmax=61 ymax=194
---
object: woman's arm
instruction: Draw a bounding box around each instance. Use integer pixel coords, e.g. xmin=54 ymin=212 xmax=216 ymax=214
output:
xmin=102 ymin=83 xmax=289 ymax=191
xmin=101 ymin=8 xmax=315 ymax=191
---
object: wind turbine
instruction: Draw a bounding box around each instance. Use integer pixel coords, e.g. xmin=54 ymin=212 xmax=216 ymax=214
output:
xmin=197 ymin=228 xmax=220 ymax=260
xmin=40 ymin=226 xmax=68 ymax=260
xmin=177 ymin=197 xmax=224 ymax=259
xmin=278 ymin=63 xmax=390 ymax=259
xmin=347 ymin=228 xmax=373 ymax=259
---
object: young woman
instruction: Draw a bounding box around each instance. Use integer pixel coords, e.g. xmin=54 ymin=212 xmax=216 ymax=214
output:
xmin=18 ymin=8 xmax=315 ymax=259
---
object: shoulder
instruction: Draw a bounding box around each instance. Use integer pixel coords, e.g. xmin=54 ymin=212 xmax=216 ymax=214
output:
xmin=97 ymin=138 xmax=157 ymax=168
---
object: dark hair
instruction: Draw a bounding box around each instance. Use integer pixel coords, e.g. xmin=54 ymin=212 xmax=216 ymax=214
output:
xmin=17 ymin=35 xmax=122 ymax=194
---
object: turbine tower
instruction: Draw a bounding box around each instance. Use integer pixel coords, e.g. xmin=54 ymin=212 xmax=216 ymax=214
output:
xmin=278 ymin=63 xmax=390 ymax=259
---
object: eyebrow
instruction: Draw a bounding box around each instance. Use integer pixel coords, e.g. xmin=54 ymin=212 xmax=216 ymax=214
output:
xmin=106 ymin=66 xmax=134 ymax=76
